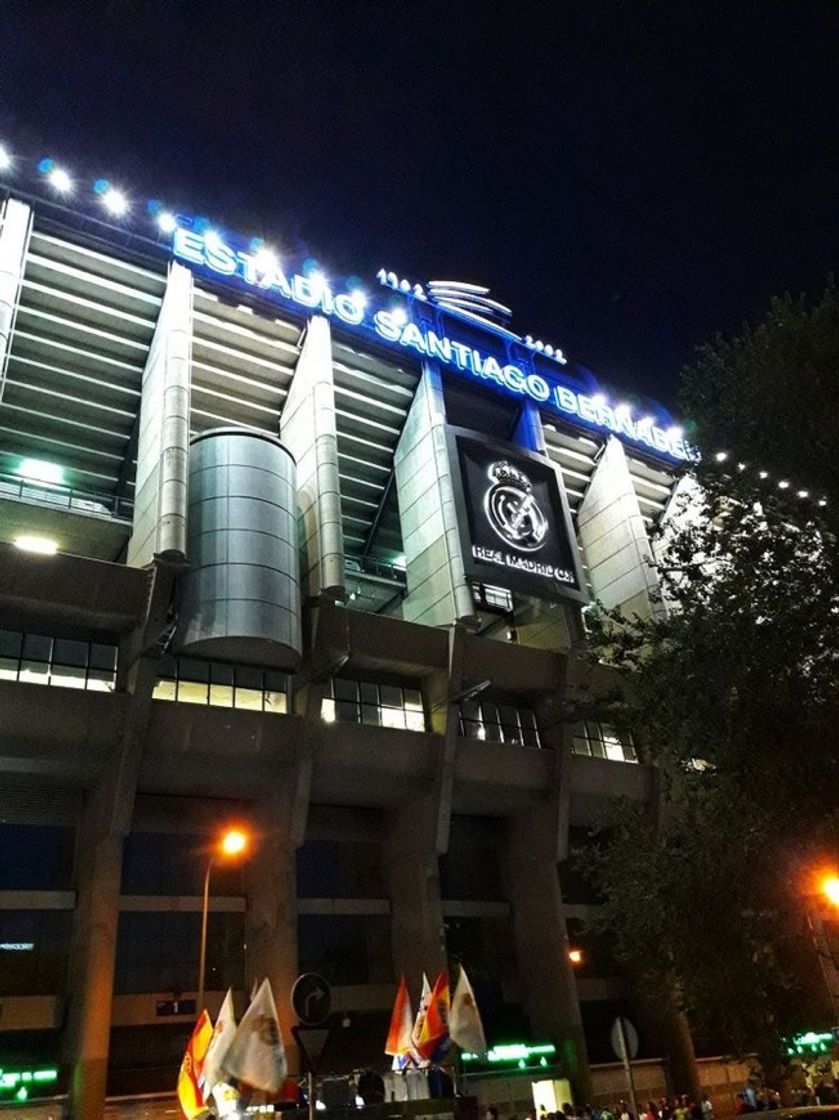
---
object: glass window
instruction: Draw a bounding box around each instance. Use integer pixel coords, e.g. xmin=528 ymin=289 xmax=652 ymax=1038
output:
xmin=22 ymin=634 xmax=52 ymax=662
xmin=0 ymin=629 xmax=22 ymax=658
xmin=459 ymin=699 xmax=541 ymax=748
xmin=320 ymin=677 xmax=426 ymax=731
xmin=152 ymin=658 xmax=287 ymax=713
xmin=571 ymin=721 xmax=636 ymax=764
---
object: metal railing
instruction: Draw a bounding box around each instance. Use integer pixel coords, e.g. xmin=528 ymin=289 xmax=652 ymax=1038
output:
xmin=0 ymin=474 xmax=133 ymax=522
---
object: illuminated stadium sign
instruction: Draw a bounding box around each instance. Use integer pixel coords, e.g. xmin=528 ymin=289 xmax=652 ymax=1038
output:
xmin=173 ymin=228 xmax=689 ymax=463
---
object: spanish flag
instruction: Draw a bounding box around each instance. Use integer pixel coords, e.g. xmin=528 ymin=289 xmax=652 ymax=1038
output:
xmin=177 ymin=1010 xmax=213 ymax=1120
xmin=416 ymin=970 xmax=450 ymax=1063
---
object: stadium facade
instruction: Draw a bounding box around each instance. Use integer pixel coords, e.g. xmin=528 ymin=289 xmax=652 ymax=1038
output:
xmin=0 ymin=177 xmax=699 ymax=1117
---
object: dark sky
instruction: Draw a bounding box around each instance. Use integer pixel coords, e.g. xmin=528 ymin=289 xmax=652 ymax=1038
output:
xmin=2 ymin=0 xmax=837 ymax=406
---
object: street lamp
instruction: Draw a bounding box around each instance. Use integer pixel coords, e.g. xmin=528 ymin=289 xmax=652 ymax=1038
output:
xmin=198 ymin=828 xmax=249 ymax=1010
xmin=821 ymin=876 xmax=839 ymax=908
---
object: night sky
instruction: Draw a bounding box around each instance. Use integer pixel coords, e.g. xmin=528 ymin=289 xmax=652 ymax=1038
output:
xmin=2 ymin=0 xmax=837 ymax=407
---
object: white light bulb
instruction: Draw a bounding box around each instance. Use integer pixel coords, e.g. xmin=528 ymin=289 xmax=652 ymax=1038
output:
xmin=778 ymin=480 xmax=790 ymax=490
xmin=48 ymin=167 xmax=73 ymax=194
xmin=204 ymin=230 xmax=222 ymax=251
xmin=759 ymin=470 xmax=769 ymax=480
xmin=797 ymin=490 xmax=809 ymax=499
xmin=102 ymin=188 xmax=128 ymax=216
xmin=350 ymin=288 xmax=367 ymax=310
xmin=391 ymin=307 xmax=407 ymax=327
xmin=714 ymin=451 xmax=728 ymax=462
xmin=14 ymin=534 xmax=58 ymax=555
xmin=158 ymin=211 xmax=177 ymax=234
xmin=0 ymin=144 xmax=11 ymax=171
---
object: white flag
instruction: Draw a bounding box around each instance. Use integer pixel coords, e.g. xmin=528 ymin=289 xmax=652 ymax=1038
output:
xmin=201 ymin=989 xmax=238 ymax=1099
xmin=410 ymin=973 xmax=432 ymax=1066
xmin=221 ymin=978 xmax=287 ymax=1092
xmin=450 ymin=966 xmax=487 ymax=1056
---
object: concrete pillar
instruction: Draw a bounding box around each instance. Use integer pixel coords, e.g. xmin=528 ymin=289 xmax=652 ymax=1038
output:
xmin=63 ymin=801 xmax=123 ymax=1118
xmin=127 ymin=260 xmax=193 ymax=566
xmin=394 ymin=362 xmax=475 ymax=627
xmin=245 ymin=820 xmax=300 ymax=1075
xmin=384 ymin=796 xmax=447 ymax=982
xmin=280 ymin=315 xmax=345 ymax=600
xmin=577 ymin=436 xmax=663 ymax=619
xmin=0 ymin=197 xmax=32 ymax=399
xmin=503 ymin=804 xmax=593 ymax=1103
xmin=63 ymin=564 xmax=178 ymax=1119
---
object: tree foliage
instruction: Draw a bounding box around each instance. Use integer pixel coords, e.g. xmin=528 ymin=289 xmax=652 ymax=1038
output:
xmin=577 ymin=282 xmax=839 ymax=1067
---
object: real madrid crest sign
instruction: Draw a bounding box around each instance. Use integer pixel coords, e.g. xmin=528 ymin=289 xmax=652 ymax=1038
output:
xmin=448 ymin=429 xmax=587 ymax=603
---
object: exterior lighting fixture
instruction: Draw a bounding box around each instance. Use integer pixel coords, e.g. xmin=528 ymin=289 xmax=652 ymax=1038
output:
xmin=821 ymin=876 xmax=839 ymax=908
xmin=205 ymin=230 xmax=223 ymax=251
xmin=818 ymin=499 xmax=828 ymax=507
xmin=778 ymin=480 xmax=790 ymax=490
xmin=592 ymin=394 xmax=606 ymax=408
xmin=797 ymin=490 xmax=809 ymax=499
xmin=220 ymin=828 xmax=247 ymax=857
xmin=0 ymin=144 xmax=11 ymax=171
xmin=714 ymin=451 xmax=728 ymax=462
xmin=568 ymin=948 xmax=584 ymax=965
xmin=350 ymin=289 xmax=367 ymax=311
xmin=47 ymin=166 xmax=73 ymax=194
xmin=101 ymin=187 xmax=128 ymax=216
xmin=15 ymin=458 xmax=64 ymax=486
xmin=737 ymin=462 xmax=746 ymax=471
xmin=13 ymin=535 xmax=58 ymax=555
xmin=391 ymin=307 xmax=408 ymax=327
xmin=759 ymin=470 xmax=769 ymax=480
xmin=158 ymin=211 xmax=177 ymax=234
xmin=253 ymin=248 xmax=278 ymax=277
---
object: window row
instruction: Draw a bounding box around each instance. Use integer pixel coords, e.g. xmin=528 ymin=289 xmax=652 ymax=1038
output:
xmin=0 ymin=629 xmax=117 ymax=691
xmin=153 ymin=657 xmax=288 ymax=713
xmin=459 ymin=700 xmax=541 ymax=748
xmin=321 ymin=677 xmax=425 ymax=731
xmin=571 ymin=720 xmax=637 ymax=763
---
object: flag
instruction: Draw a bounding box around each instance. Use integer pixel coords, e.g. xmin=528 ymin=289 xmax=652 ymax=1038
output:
xmin=385 ymin=975 xmax=415 ymax=1059
xmin=449 ymin=966 xmax=487 ymax=1056
xmin=201 ymin=988 xmax=237 ymax=1099
xmin=416 ymin=970 xmax=450 ymax=1062
xmin=177 ymin=1010 xmax=213 ymax=1120
xmin=411 ymin=973 xmax=432 ymax=1064
xmin=221 ymin=977 xmax=287 ymax=1092
xmin=211 ymin=1082 xmax=244 ymax=1118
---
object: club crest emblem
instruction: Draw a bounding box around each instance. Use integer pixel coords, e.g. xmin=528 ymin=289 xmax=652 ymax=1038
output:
xmin=483 ymin=461 xmax=549 ymax=552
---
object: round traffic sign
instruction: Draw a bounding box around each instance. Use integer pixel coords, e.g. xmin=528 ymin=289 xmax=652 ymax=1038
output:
xmin=610 ymin=1016 xmax=639 ymax=1062
xmin=292 ymin=972 xmax=332 ymax=1026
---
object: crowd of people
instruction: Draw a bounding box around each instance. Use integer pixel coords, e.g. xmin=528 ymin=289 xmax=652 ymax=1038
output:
xmin=486 ymin=1094 xmax=718 ymax=1120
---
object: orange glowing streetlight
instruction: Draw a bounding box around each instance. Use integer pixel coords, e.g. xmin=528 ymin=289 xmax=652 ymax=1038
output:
xmin=821 ymin=876 xmax=839 ymax=908
xmin=198 ymin=828 xmax=250 ymax=1009
xmin=568 ymin=947 xmax=584 ymax=965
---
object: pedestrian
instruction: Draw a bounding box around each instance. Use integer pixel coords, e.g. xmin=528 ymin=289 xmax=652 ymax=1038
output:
xmin=701 ymin=1094 xmax=713 ymax=1120
xmin=485 ymin=1109 xmax=499 ymax=1120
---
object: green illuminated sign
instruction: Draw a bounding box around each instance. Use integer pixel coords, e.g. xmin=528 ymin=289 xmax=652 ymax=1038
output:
xmin=784 ymin=1031 xmax=836 ymax=1056
xmin=462 ymin=1042 xmax=557 ymax=1066
xmin=0 ymin=1068 xmax=59 ymax=1099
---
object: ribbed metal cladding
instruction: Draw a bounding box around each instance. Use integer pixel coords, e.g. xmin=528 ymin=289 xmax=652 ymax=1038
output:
xmin=174 ymin=427 xmax=302 ymax=669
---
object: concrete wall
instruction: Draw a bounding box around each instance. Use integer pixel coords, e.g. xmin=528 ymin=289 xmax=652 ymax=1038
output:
xmin=394 ymin=364 xmax=475 ymax=627
xmin=280 ymin=315 xmax=345 ymax=600
xmin=127 ymin=262 xmax=192 ymax=566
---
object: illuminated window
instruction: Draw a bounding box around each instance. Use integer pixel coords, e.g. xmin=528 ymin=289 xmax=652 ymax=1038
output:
xmin=152 ymin=657 xmax=288 ymax=713
xmin=320 ymin=678 xmax=426 ymax=731
xmin=459 ymin=700 xmax=541 ymax=747
xmin=472 ymin=583 xmax=514 ymax=612
xmin=0 ymin=629 xmax=116 ymax=691
xmin=571 ymin=721 xmax=637 ymax=763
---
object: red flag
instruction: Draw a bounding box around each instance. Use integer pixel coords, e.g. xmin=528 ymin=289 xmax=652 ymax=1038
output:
xmin=385 ymin=974 xmax=415 ymax=1058
xmin=416 ymin=970 xmax=450 ymax=1062
xmin=177 ymin=1010 xmax=213 ymax=1120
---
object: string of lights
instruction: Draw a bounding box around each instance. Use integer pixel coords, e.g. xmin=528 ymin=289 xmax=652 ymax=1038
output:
xmin=712 ymin=450 xmax=827 ymax=507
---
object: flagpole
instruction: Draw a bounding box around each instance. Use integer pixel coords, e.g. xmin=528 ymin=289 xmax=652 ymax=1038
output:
xmin=198 ymin=857 xmax=213 ymax=1011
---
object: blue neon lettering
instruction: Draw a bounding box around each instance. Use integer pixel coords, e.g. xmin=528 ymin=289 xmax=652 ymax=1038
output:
xmin=399 ymin=322 xmax=428 ymax=354
xmin=482 ymin=356 xmax=505 ymax=385
xmin=450 ymin=341 xmax=471 ymax=369
xmin=503 ymin=365 xmax=526 ymax=393
xmin=205 ymin=241 xmax=236 ymax=276
xmin=173 ymin=228 xmax=206 ymax=266
xmin=373 ymin=310 xmax=401 ymax=341
xmin=333 ymin=293 xmax=365 ymax=325
xmin=426 ymin=331 xmax=452 ymax=363
xmin=554 ymin=386 xmax=579 ymax=415
xmin=526 ymin=374 xmax=550 ymax=402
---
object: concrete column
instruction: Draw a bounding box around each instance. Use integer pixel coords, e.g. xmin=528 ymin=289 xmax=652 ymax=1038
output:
xmin=127 ymin=260 xmax=193 ymax=566
xmin=394 ymin=362 xmax=475 ymax=627
xmin=245 ymin=820 xmax=300 ymax=1075
xmin=503 ymin=804 xmax=593 ymax=1103
xmin=63 ymin=563 xmax=179 ymax=1120
xmin=280 ymin=315 xmax=344 ymax=600
xmin=384 ymin=796 xmax=447 ymax=982
xmin=577 ymin=436 xmax=663 ymax=619
xmin=0 ymin=197 xmax=32 ymax=400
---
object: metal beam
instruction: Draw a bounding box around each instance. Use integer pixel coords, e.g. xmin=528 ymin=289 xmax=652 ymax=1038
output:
xmin=361 ymin=469 xmax=395 ymax=557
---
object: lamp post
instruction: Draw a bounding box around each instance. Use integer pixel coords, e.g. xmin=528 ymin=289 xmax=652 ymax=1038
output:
xmin=198 ymin=828 xmax=248 ymax=1011
xmin=804 ymin=872 xmax=839 ymax=1023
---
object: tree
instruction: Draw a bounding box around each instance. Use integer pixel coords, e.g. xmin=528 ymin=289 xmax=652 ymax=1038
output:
xmin=576 ymin=281 xmax=839 ymax=1069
